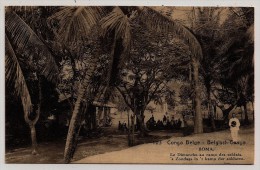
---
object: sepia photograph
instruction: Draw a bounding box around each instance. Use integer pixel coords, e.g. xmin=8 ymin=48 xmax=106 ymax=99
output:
xmin=4 ymin=5 xmax=255 ymax=164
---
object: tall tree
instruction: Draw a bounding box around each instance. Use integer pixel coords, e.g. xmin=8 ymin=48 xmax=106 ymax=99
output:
xmin=192 ymin=7 xmax=224 ymax=131
xmin=49 ymin=7 xmax=108 ymax=163
xmin=5 ymin=8 xmax=59 ymax=154
xmin=218 ymin=7 xmax=254 ymax=125
xmin=103 ymin=6 xmax=203 ymax=133
xmin=50 ymin=6 xmax=203 ymax=163
xmin=115 ymin=22 xmax=190 ymax=137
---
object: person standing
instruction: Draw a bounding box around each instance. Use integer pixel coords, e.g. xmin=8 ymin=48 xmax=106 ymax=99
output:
xmin=118 ymin=121 xmax=122 ymax=131
xmin=229 ymin=113 xmax=240 ymax=142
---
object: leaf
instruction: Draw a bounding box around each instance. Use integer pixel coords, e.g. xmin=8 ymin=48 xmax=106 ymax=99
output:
xmin=217 ymin=37 xmax=237 ymax=57
xmin=49 ymin=6 xmax=104 ymax=45
xmin=139 ymin=7 xmax=202 ymax=60
xmin=100 ymin=7 xmax=133 ymax=94
xmin=5 ymin=35 xmax=32 ymax=116
xmin=5 ymin=11 xmax=59 ymax=83
xmin=101 ymin=7 xmax=132 ymax=51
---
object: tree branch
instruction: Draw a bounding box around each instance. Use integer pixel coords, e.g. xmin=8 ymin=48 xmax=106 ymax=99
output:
xmin=116 ymin=86 xmax=134 ymax=112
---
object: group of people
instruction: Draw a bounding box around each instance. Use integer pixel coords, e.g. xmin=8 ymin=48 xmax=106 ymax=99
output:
xmin=116 ymin=113 xmax=241 ymax=142
xmin=118 ymin=121 xmax=128 ymax=132
xmin=146 ymin=115 xmax=183 ymax=130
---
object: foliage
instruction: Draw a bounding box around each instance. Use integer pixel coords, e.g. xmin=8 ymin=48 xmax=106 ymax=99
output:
xmin=5 ymin=6 xmax=255 ymax=162
xmin=116 ymin=22 xmax=190 ymax=113
xmin=217 ymin=8 xmax=254 ymax=106
xmin=179 ymin=84 xmax=193 ymax=105
xmin=5 ymin=8 xmax=59 ymax=117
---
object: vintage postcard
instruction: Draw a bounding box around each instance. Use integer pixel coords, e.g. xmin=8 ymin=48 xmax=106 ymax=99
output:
xmin=3 ymin=2 xmax=257 ymax=167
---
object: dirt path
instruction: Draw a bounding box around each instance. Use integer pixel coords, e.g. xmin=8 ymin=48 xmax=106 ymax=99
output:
xmin=75 ymin=126 xmax=254 ymax=164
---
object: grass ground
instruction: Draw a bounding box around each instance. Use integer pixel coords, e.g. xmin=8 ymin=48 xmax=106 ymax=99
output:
xmin=5 ymin=128 xmax=179 ymax=164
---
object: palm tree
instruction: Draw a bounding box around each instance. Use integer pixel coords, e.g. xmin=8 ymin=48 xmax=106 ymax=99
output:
xmin=5 ymin=8 xmax=59 ymax=154
xmin=191 ymin=7 xmax=225 ymax=131
xmin=101 ymin=6 xmax=203 ymax=133
xmin=218 ymin=8 xmax=254 ymax=125
xmin=50 ymin=6 xmax=203 ymax=163
xmin=227 ymin=24 xmax=254 ymax=125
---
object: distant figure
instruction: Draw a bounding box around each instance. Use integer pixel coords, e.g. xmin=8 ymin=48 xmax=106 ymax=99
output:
xmin=163 ymin=117 xmax=167 ymax=126
xmin=151 ymin=115 xmax=155 ymax=122
xmin=163 ymin=115 xmax=167 ymax=123
xmin=177 ymin=119 xmax=182 ymax=129
xmin=123 ymin=121 xmax=128 ymax=132
xmin=229 ymin=113 xmax=240 ymax=142
xmin=180 ymin=118 xmax=185 ymax=128
xmin=118 ymin=121 xmax=122 ymax=131
xmin=166 ymin=116 xmax=170 ymax=124
xmin=156 ymin=120 xmax=163 ymax=130
xmin=170 ymin=119 xmax=174 ymax=126
xmin=147 ymin=115 xmax=156 ymax=130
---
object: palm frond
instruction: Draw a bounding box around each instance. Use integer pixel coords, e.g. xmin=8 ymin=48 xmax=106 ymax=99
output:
xmin=100 ymin=6 xmax=133 ymax=90
xmin=100 ymin=7 xmax=132 ymax=51
xmin=5 ymin=11 xmax=59 ymax=82
xmin=228 ymin=54 xmax=253 ymax=81
xmin=221 ymin=23 xmax=254 ymax=80
xmin=49 ymin=6 xmax=104 ymax=45
xmin=139 ymin=7 xmax=202 ymax=60
xmin=217 ymin=37 xmax=237 ymax=57
xmin=5 ymin=35 xmax=32 ymax=116
xmin=99 ymin=7 xmax=132 ymax=92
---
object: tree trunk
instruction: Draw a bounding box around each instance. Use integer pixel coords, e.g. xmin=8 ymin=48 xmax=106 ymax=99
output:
xmin=129 ymin=113 xmax=135 ymax=146
xmin=139 ymin=117 xmax=145 ymax=137
xmin=63 ymin=53 xmax=97 ymax=163
xmin=220 ymin=104 xmax=236 ymax=127
xmin=29 ymin=124 xmax=38 ymax=155
xmin=25 ymin=116 xmax=39 ymax=155
xmin=189 ymin=63 xmax=192 ymax=81
xmin=136 ymin=115 xmax=140 ymax=131
xmin=64 ymin=83 xmax=87 ymax=163
xmin=127 ymin=111 xmax=130 ymax=146
xmin=241 ymin=107 xmax=243 ymax=121
xmin=243 ymin=103 xmax=249 ymax=125
xmin=92 ymin=108 xmax=97 ymax=130
xmin=135 ymin=111 xmax=145 ymax=136
xmin=192 ymin=58 xmax=203 ymax=133
xmin=213 ymin=104 xmax=217 ymax=119
xmin=24 ymin=77 xmax=41 ymax=155
xmin=207 ymin=88 xmax=216 ymax=131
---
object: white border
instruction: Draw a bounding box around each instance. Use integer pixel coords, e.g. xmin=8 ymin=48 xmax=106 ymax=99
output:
xmin=0 ymin=1 xmax=259 ymax=170
xmin=0 ymin=0 xmax=258 ymax=6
